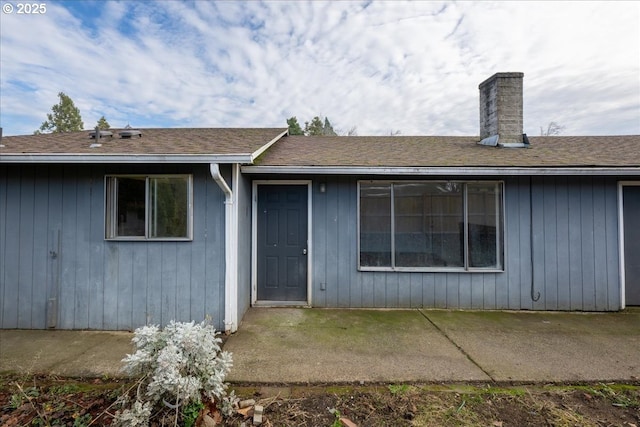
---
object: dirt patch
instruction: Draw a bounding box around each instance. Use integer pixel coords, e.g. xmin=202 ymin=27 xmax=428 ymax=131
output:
xmin=235 ymin=384 xmax=640 ymax=427
xmin=1 ymin=375 xmax=639 ymax=426
xmin=0 ymin=374 xmax=128 ymax=426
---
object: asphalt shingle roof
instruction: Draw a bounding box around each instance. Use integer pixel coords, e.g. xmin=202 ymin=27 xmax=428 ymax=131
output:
xmin=2 ymin=130 xmax=639 ymax=168
xmin=252 ymin=135 xmax=640 ymax=168
xmin=0 ymin=128 xmax=287 ymax=156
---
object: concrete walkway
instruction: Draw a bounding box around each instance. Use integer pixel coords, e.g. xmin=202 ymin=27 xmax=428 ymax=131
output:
xmin=0 ymin=330 xmax=134 ymax=377
xmin=224 ymin=308 xmax=640 ymax=383
xmin=1 ymin=309 xmax=639 ymax=383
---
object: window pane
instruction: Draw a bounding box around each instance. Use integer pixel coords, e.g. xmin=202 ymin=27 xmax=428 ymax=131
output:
xmin=150 ymin=177 xmax=189 ymax=238
xmin=116 ymin=177 xmax=146 ymax=237
xmin=360 ymin=184 xmax=391 ymax=267
xmin=394 ymin=182 xmax=463 ymax=267
xmin=467 ymin=183 xmax=501 ymax=268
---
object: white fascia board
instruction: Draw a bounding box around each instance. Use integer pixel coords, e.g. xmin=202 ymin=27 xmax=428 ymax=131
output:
xmin=248 ymin=130 xmax=289 ymax=163
xmin=241 ymin=166 xmax=640 ymax=176
xmin=0 ymin=153 xmax=254 ymax=164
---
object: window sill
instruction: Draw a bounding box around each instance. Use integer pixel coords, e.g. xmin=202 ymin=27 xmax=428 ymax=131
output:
xmin=358 ymin=266 xmax=504 ymax=273
xmin=105 ymin=237 xmax=193 ymax=242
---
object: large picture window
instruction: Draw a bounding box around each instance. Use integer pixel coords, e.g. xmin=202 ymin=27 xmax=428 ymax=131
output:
xmin=359 ymin=181 xmax=503 ymax=271
xmin=106 ymin=175 xmax=192 ymax=240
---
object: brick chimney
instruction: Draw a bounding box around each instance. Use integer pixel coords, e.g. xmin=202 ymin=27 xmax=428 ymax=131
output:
xmin=478 ymin=72 xmax=524 ymax=146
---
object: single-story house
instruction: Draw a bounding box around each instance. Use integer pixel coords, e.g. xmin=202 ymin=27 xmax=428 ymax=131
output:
xmin=1 ymin=72 xmax=639 ymax=333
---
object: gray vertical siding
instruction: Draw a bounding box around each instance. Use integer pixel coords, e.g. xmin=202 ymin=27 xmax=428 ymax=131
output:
xmin=0 ymin=164 xmax=226 ymax=330
xmin=310 ymin=175 xmax=622 ymax=311
xmin=527 ymin=176 xmax=620 ymax=310
xmin=236 ymin=168 xmax=252 ymax=323
xmin=1 ymin=166 xmax=627 ymax=331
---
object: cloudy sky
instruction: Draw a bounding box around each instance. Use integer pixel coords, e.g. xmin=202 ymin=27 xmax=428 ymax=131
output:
xmin=1 ymin=0 xmax=638 ymax=136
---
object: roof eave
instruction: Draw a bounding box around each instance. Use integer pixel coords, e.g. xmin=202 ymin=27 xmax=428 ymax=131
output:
xmin=0 ymin=153 xmax=254 ymax=164
xmin=241 ymin=165 xmax=640 ymax=176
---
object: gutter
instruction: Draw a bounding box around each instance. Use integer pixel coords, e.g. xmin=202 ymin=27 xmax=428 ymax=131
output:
xmin=0 ymin=153 xmax=254 ymax=164
xmin=241 ymin=165 xmax=640 ymax=176
xmin=210 ymin=163 xmax=238 ymax=333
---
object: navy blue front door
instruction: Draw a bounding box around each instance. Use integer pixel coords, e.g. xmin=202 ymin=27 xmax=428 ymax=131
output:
xmin=257 ymin=185 xmax=308 ymax=301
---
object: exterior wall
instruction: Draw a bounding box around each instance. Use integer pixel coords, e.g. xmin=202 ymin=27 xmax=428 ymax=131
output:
xmin=309 ymin=175 xmax=621 ymax=311
xmin=508 ymin=176 xmax=620 ymax=310
xmin=0 ymin=164 xmax=226 ymax=330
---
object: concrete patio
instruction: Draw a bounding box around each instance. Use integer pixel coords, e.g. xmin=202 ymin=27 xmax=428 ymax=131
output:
xmin=224 ymin=308 xmax=640 ymax=383
xmin=1 ymin=308 xmax=639 ymax=383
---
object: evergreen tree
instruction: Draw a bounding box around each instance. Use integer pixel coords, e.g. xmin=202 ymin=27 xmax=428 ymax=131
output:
xmin=38 ymin=92 xmax=84 ymax=133
xmin=287 ymin=116 xmax=304 ymax=135
xmin=302 ymin=116 xmax=337 ymax=136
xmin=96 ymin=116 xmax=111 ymax=130
xmin=322 ymin=117 xmax=337 ymax=136
xmin=304 ymin=116 xmax=325 ymax=136
xmin=287 ymin=115 xmax=343 ymax=136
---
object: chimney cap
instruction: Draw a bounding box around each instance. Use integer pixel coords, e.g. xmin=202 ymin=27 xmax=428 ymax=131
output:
xmin=478 ymin=72 xmax=524 ymax=89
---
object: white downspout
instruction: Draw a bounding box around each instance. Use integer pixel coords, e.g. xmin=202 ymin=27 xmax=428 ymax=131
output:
xmin=210 ymin=163 xmax=238 ymax=333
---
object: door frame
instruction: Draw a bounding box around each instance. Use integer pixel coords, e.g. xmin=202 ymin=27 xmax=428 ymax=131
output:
xmin=618 ymin=181 xmax=640 ymax=309
xmin=251 ymin=180 xmax=312 ymax=306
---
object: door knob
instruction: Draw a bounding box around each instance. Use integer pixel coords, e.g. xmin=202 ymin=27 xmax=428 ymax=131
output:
xmin=302 ymin=248 xmax=307 ymax=255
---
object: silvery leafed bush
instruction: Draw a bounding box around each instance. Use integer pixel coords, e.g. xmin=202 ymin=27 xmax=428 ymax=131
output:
xmin=113 ymin=320 xmax=233 ymax=426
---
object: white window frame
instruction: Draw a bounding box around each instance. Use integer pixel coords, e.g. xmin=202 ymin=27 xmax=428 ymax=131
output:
xmin=105 ymin=174 xmax=193 ymax=241
xmin=357 ymin=180 xmax=504 ymax=272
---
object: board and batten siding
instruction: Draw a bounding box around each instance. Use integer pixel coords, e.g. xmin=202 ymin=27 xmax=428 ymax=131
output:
xmin=0 ymin=164 xmax=226 ymax=330
xmin=310 ymin=175 xmax=621 ymax=311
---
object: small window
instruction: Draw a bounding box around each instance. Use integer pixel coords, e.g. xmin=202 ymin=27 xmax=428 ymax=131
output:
xmin=359 ymin=181 xmax=503 ymax=271
xmin=106 ymin=175 xmax=192 ymax=240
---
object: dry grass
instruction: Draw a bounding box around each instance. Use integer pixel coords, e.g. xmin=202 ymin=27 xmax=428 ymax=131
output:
xmin=1 ymin=376 xmax=639 ymax=427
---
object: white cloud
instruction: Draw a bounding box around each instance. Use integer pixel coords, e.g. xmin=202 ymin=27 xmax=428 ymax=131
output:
xmin=0 ymin=0 xmax=638 ymax=136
